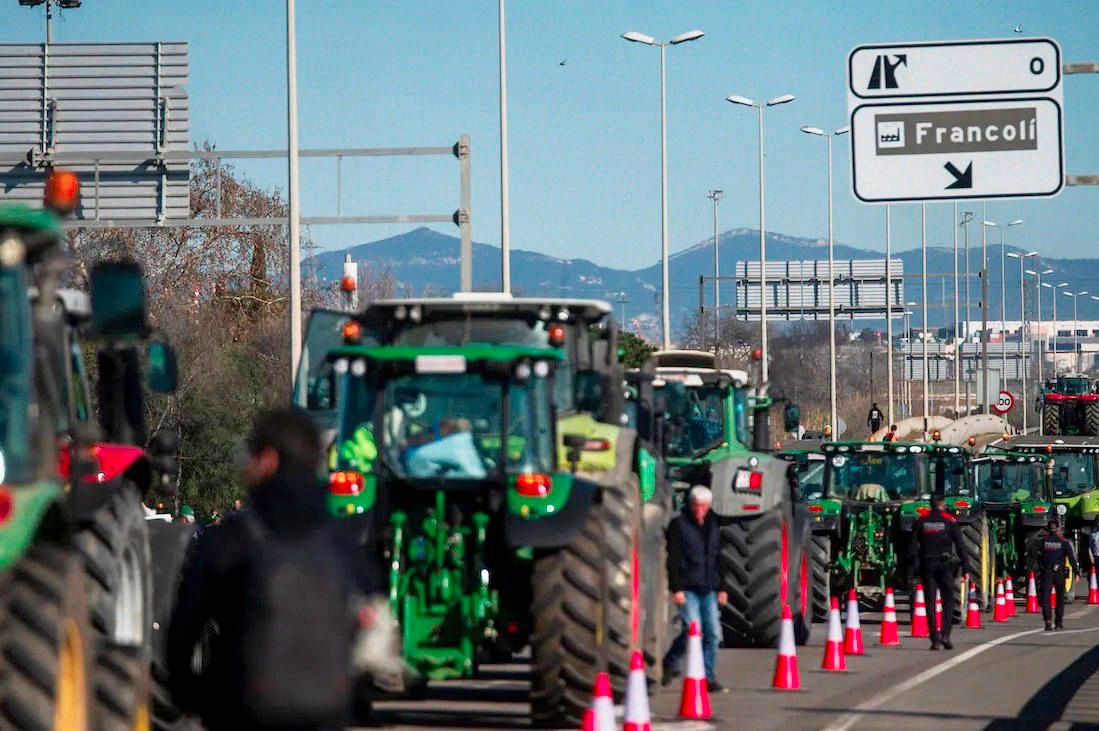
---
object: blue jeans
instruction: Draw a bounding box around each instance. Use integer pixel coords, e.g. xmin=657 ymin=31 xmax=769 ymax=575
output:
xmin=663 ymin=590 xmax=720 ymax=683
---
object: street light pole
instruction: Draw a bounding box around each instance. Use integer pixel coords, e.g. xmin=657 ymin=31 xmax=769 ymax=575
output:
xmin=981 ymin=204 xmax=990 ymax=412
xmin=286 ymin=0 xmax=302 ymax=378
xmin=1029 ymin=268 xmax=1053 ymax=386
xmin=623 ymin=29 xmax=704 ymax=350
xmin=886 ymin=205 xmax=895 ymax=426
xmin=728 ymin=93 xmax=795 ymax=383
xmin=1007 ymin=251 xmax=1038 ymax=431
xmin=800 ymin=125 xmax=848 ymax=440
xmin=922 ymin=204 xmax=930 ymax=436
xmin=707 ymin=190 xmax=723 ymax=348
xmin=499 ymin=0 xmax=511 ymax=293
xmin=953 ymin=202 xmax=960 ymax=414
xmin=960 ymin=211 xmax=974 ymax=411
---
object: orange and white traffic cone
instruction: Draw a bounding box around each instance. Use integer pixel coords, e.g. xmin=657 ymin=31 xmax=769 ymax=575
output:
xmin=993 ymin=580 xmax=1009 ymax=622
xmin=582 ymin=672 xmax=616 ymax=731
xmin=623 ymin=650 xmax=652 ymax=731
xmin=1027 ymin=571 xmax=1040 ymax=613
xmin=1050 ymin=583 xmax=1058 ymax=610
xmin=935 ymin=593 xmax=944 ymax=633
xmin=1005 ymin=576 xmax=1018 ymax=617
xmin=965 ymin=581 xmax=983 ymax=629
xmin=772 ymin=605 xmax=801 ymax=690
xmin=678 ymin=621 xmax=711 ymax=719
xmin=822 ymin=596 xmax=846 ymax=671
xmin=911 ymin=583 xmax=930 ymax=637
xmin=844 ymin=589 xmax=864 ymax=656
xmin=1089 ymin=567 xmax=1099 ymax=605
xmin=880 ymin=587 xmax=901 ymax=646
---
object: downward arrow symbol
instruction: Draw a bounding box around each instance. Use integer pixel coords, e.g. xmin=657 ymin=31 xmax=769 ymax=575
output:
xmin=945 ymin=161 xmax=973 ymax=190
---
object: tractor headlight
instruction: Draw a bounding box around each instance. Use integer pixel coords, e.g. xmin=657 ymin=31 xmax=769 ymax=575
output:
xmin=533 ymin=360 xmax=550 ymax=378
xmin=351 ymin=359 xmax=367 ymax=377
xmin=334 ymin=358 xmax=349 ymax=375
xmin=515 ymin=361 xmax=532 ymax=381
xmin=1057 ymin=504 xmax=1068 ymax=515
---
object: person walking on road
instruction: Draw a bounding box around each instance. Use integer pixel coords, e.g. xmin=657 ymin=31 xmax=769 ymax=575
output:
xmin=1033 ymin=518 xmax=1081 ymax=631
xmin=168 ymin=407 xmax=368 ymax=730
xmin=910 ymin=493 xmax=970 ymax=650
xmin=663 ymin=486 xmax=728 ymax=692
xmin=867 ymin=403 xmax=884 ymax=435
xmin=1089 ymin=516 xmax=1099 ymax=571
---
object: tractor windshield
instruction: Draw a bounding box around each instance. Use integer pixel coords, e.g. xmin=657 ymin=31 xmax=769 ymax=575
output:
xmin=0 ymin=266 xmax=33 ymax=484
xmin=339 ymin=369 xmax=554 ymax=481
xmin=1049 ymin=452 xmax=1098 ymax=497
xmin=664 ymin=385 xmax=725 ymax=459
xmin=1056 ymin=377 xmax=1091 ymax=395
xmin=931 ymin=453 xmax=972 ymax=496
xmin=975 ymin=461 xmax=1043 ymax=503
xmin=826 ymin=451 xmax=925 ymax=501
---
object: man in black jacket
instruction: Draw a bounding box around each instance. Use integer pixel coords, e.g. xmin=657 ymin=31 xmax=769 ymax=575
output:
xmin=168 ymin=407 xmax=381 ymax=730
xmin=910 ymin=493 xmax=970 ymax=650
xmin=1033 ymin=518 xmax=1081 ymax=630
xmin=662 ymin=486 xmax=727 ymax=691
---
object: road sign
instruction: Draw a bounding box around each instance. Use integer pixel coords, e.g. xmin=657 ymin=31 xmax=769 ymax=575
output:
xmin=991 ymin=390 xmax=1015 ymax=415
xmin=847 ymin=38 xmax=1064 ymax=203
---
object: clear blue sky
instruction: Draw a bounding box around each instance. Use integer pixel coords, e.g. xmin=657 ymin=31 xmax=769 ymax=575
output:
xmin=3 ymin=1 xmax=1097 ymax=270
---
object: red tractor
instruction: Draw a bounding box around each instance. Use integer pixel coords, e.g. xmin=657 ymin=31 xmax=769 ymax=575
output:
xmin=1041 ymin=375 xmax=1099 ymax=436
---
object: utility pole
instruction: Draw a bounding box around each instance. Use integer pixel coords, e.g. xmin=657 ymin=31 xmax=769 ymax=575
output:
xmin=981 ymin=203 xmax=990 ymax=413
xmin=708 ymin=190 xmax=723 ymax=346
xmin=922 ymin=204 xmax=929 ymax=437
xmin=953 ymin=202 xmax=960 ymax=415
xmin=886 ymin=205 xmax=895 ymax=426
xmin=616 ymin=294 xmax=628 ymax=325
xmin=498 ymin=0 xmax=511 ymax=293
xmin=961 ymin=211 xmax=974 ymax=412
xmin=286 ymin=0 xmax=303 ymax=377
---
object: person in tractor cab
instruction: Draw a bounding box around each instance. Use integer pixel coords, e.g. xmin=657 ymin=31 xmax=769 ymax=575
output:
xmin=168 ymin=407 xmax=379 ymax=730
xmin=910 ymin=493 xmax=971 ymax=650
xmin=1032 ymin=518 xmax=1081 ymax=631
xmin=662 ymin=486 xmax=728 ymax=693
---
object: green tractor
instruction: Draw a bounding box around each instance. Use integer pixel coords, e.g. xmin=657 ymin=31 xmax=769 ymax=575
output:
xmin=972 ymin=451 xmax=1054 ymax=588
xmin=0 ymin=189 xmax=178 ymax=730
xmin=306 ymin=296 xmax=672 ymax=723
xmin=810 ymin=441 xmax=992 ymax=611
xmin=998 ymin=435 xmax=1099 ymax=600
xmin=653 ymin=350 xmax=811 ymax=646
xmin=1040 ymin=375 xmax=1099 ymax=436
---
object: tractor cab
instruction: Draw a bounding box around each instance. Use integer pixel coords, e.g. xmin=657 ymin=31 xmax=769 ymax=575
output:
xmin=926 ymin=444 xmax=980 ymax=518
xmin=973 ymin=452 xmax=1052 ymax=508
xmin=821 ymin=442 xmax=931 ymax=506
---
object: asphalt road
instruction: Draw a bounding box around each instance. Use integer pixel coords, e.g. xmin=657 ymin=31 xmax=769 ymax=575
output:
xmin=361 ymin=589 xmax=1099 ymax=731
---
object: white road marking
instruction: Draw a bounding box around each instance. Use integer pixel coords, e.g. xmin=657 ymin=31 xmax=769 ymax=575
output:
xmin=822 ymin=609 xmax=1099 ymax=731
xmin=652 ymin=722 xmax=714 ymax=731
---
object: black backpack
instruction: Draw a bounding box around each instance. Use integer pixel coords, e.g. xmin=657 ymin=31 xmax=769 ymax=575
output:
xmin=238 ymin=512 xmax=355 ymax=726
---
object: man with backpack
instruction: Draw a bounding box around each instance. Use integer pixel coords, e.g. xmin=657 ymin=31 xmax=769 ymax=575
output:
xmin=168 ymin=406 xmax=363 ymax=730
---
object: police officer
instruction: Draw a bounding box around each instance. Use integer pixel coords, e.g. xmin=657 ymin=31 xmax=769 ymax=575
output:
xmin=1033 ymin=518 xmax=1081 ymax=631
xmin=910 ymin=493 xmax=970 ymax=650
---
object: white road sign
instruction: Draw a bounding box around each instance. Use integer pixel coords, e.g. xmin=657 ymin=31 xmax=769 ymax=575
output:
xmin=991 ymin=390 xmax=1015 ymax=416
xmin=847 ymin=38 xmax=1064 ymax=203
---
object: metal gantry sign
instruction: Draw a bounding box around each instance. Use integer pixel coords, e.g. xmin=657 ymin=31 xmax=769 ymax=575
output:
xmin=847 ymin=38 xmax=1065 ymax=203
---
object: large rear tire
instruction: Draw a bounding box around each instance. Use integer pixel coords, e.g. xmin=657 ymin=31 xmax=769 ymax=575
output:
xmin=959 ymin=514 xmax=991 ymax=610
xmin=1086 ymin=402 xmax=1099 ymax=437
xmin=0 ymin=543 xmax=93 ymax=731
xmin=808 ymin=533 xmax=833 ymax=623
xmin=719 ymin=509 xmax=788 ymax=647
xmin=639 ymin=500 xmax=670 ymax=690
xmin=1043 ymin=403 xmax=1060 ymax=436
xmin=94 ymin=644 xmax=151 ymax=731
xmin=145 ymin=521 xmax=194 ymax=731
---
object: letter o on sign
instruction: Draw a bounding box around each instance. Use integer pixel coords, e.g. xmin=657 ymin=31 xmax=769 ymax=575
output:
xmin=1030 ymin=57 xmax=1045 ymax=75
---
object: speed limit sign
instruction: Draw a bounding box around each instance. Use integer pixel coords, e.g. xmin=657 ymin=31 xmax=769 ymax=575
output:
xmin=991 ymin=390 xmax=1015 ymax=415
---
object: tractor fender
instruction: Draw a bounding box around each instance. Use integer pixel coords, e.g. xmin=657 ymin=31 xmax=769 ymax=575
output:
xmin=0 ymin=480 xmax=69 ymax=571
xmin=505 ymin=477 xmax=598 ymax=548
xmin=708 ymin=456 xmax=790 ymax=518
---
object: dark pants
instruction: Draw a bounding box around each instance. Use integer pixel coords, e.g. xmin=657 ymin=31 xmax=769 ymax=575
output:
xmin=921 ymin=562 xmax=957 ymax=640
xmin=870 ymin=420 xmax=882 ymax=433
xmin=1039 ymin=567 xmax=1067 ymax=625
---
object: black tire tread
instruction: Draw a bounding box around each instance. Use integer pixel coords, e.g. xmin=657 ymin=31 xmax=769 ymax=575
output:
xmin=960 ymin=515 xmax=990 ymax=610
xmin=719 ymin=510 xmax=786 ymax=647
xmin=809 ymin=533 xmax=832 ymax=623
xmin=1086 ymin=402 xmax=1099 ymax=438
xmin=95 ymin=643 xmax=150 ymax=731
xmin=1043 ymin=403 xmax=1060 ymax=436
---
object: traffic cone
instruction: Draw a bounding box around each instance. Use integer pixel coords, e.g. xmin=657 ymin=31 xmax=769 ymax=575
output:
xmin=993 ymin=580 xmax=1008 ymax=622
xmin=772 ymin=605 xmax=801 ymax=690
xmin=624 ymin=650 xmax=651 ymax=731
xmin=678 ymin=621 xmax=711 ymax=719
xmin=935 ymin=593 xmax=943 ymax=633
xmin=844 ymin=589 xmax=864 ymax=656
xmin=965 ymin=581 xmax=983 ymax=628
xmin=880 ymin=587 xmax=901 ymax=646
xmin=822 ymin=596 xmax=846 ymax=671
xmin=1089 ymin=567 xmax=1099 ymax=605
xmin=911 ymin=583 xmax=930 ymax=637
xmin=583 ymin=672 xmax=616 ymax=731
xmin=1027 ymin=571 xmax=1040 ymax=613
xmin=1005 ymin=576 xmax=1018 ymax=617
xmin=1050 ymin=583 xmax=1058 ymax=610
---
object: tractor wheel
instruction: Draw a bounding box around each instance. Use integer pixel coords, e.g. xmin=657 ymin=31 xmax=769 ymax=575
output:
xmin=145 ymin=521 xmax=195 ymax=731
xmin=719 ymin=509 xmax=789 ymax=647
xmin=0 ymin=543 xmax=93 ymax=731
xmin=1042 ymin=403 xmax=1061 ymax=436
xmin=530 ymin=478 xmax=638 ymax=727
xmin=959 ymin=514 xmax=992 ymax=610
xmin=73 ymin=484 xmax=152 ymax=648
xmin=1063 ymin=561 xmax=1078 ymax=604
xmin=1086 ymin=402 xmax=1099 ymax=437
xmin=94 ymin=644 xmax=151 ymax=731
xmin=790 ymin=507 xmax=812 ymax=645
xmin=639 ymin=500 xmax=670 ymax=691
xmin=808 ymin=533 xmax=833 ymax=623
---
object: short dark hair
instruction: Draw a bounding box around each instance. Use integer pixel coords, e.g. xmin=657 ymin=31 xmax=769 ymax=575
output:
xmin=246 ymin=406 xmax=322 ymax=471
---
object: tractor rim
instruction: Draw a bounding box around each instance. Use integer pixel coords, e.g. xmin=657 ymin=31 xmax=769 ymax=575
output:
xmin=779 ymin=520 xmax=790 ymax=608
xmin=630 ymin=541 xmax=640 ymax=647
xmin=799 ymin=545 xmax=809 ymax=616
xmin=981 ymin=530 xmax=990 ymax=600
xmin=132 ymin=701 xmax=150 ymax=731
xmin=114 ymin=543 xmax=144 ymax=646
xmin=54 ymin=619 xmax=87 ymax=731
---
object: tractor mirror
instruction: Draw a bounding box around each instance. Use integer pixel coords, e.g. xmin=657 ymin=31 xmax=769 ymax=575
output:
xmin=783 ymin=403 xmax=800 ymax=433
xmin=90 ymin=260 xmax=147 ymax=339
xmin=147 ymin=342 xmax=178 ymax=393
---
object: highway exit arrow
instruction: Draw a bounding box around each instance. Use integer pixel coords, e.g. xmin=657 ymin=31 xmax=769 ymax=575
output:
xmin=944 ymin=161 xmax=973 ymax=189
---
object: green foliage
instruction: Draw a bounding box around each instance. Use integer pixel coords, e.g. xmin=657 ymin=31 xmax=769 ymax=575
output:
xmin=619 ymin=331 xmax=656 ymax=369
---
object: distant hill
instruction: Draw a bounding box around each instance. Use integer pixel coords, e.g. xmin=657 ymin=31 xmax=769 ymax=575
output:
xmin=306 ymin=226 xmax=1097 ymax=339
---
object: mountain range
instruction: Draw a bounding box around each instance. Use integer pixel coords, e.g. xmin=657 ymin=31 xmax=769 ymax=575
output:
xmin=306 ymin=226 xmax=1099 ymax=339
